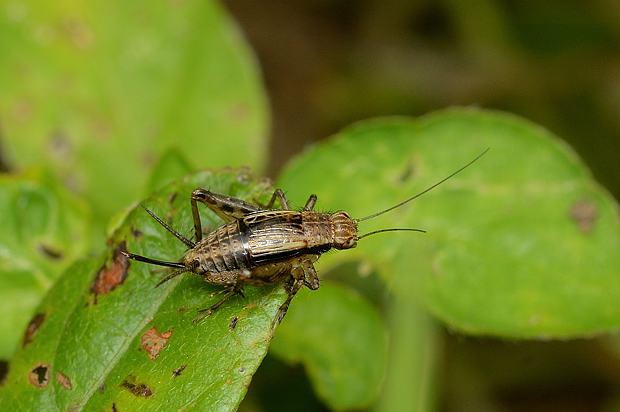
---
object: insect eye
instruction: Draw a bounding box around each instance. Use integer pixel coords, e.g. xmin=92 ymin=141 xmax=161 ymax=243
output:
xmin=191 ymin=259 xmax=200 ymax=269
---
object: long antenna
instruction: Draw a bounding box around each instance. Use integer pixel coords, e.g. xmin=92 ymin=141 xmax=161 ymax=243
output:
xmin=358 ymin=228 xmax=426 ymax=240
xmin=356 ymin=148 xmax=489 ymax=222
xmin=121 ymin=251 xmax=186 ymax=269
xmin=142 ymin=206 xmax=196 ymax=248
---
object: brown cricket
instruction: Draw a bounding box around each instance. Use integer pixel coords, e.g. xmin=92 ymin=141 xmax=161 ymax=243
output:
xmin=123 ymin=150 xmax=487 ymax=325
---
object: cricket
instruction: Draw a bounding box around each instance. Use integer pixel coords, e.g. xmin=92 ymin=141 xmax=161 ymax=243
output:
xmin=123 ymin=150 xmax=487 ymax=325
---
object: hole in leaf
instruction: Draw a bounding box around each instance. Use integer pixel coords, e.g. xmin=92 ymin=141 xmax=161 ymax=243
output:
xmin=28 ymin=364 xmax=49 ymax=387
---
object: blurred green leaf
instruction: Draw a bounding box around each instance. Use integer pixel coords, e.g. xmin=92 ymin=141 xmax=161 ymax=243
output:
xmin=0 ymin=0 xmax=268 ymax=224
xmin=375 ymin=298 xmax=439 ymax=412
xmin=277 ymin=108 xmax=620 ymax=338
xmin=145 ymin=148 xmax=193 ymax=193
xmin=0 ymin=170 xmax=89 ymax=358
xmin=0 ymin=169 xmax=286 ymax=411
xmin=270 ymin=283 xmax=388 ymax=411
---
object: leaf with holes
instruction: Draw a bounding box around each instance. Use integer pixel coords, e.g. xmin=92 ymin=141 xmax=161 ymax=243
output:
xmin=0 ymin=169 xmax=289 ymax=411
xmin=278 ymin=108 xmax=620 ymax=338
xmin=0 ymin=171 xmax=89 ymax=359
xmin=0 ymin=0 xmax=268 ymax=225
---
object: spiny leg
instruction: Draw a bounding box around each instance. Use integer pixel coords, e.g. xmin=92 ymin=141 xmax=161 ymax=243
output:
xmin=272 ymin=258 xmax=314 ymax=328
xmin=272 ymin=277 xmax=304 ymax=329
xmin=302 ymin=263 xmax=320 ymax=290
xmin=155 ymin=267 xmax=188 ymax=288
xmin=193 ymin=285 xmax=244 ymax=324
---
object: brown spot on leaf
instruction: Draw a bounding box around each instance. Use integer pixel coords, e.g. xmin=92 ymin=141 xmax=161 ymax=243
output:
xmin=56 ymin=371 xmax=73 ymax=390
xmin=28 ymin=364 xmax=49 ymax=387
xmin=131 ymin=227 xmax=143 ymax=238
xmin=38 ymin=244 xmax=63 ymax=260
xmin=112 ymin=403 xmax=118 ymax=412
xmin=570 ymin=200 xmax=598 ymax=233
xmin=168 ymin=192 xmax=178 ymax=205
xmin=141 ymin=327 xmax=172 ymax=360
xmin=397 ymin=159 xmax=415 ymax=183
xmin=229 ymin=316 xmax=238 ymax=330
xmin=98 ymin=383 xmax=105 ymax=393
xmin=48 ymin=130 xmax=73 ymax=161
xmin=172 ymin=364 xmax=187 ymax=378
xmin=91 ymin=242 xmax=129 ymax=300
xmin=23 ymin=313 xmax=45 ymax=347
xmin=120 ymin=375 xmax=153 ymax=397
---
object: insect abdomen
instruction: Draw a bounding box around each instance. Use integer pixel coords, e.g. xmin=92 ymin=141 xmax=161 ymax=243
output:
xmin=191 ymin=222 xmax=249 ymax=274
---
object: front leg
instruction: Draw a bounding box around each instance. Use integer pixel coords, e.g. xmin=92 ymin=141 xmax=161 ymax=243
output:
xmin=271 ymin=256 xmax=320 ymax=329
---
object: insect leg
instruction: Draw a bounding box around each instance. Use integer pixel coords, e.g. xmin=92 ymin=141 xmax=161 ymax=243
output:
xmin=272 ymin=258 xmax=317 ymax=328
xmin=272 ymin=276 xmax=304 ymax=329
xmin=300 ymin=256 xmax=320 ymax=290
xmin=191 ymin=188 xmax=261 ymax=241
xmin=265 ymin=189 xmax=290 ymax=210
xmin=303 ymin=194 xmax=317 ymax=211
xmin=193 ymin=285 xmax=244 ymax=324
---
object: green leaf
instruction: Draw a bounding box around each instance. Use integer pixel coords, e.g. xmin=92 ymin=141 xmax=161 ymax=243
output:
xmin=375 ymin=298 xmax=439 ymax=412
xmin=270 ymin=283 xmax=388 ymax=410
xmin=145 ymin=148 xmax=193 ymax=193
xmin=277 ymin=108 xmax=620 ymax=338
xmin=0 ymin=0 xmax=268 ymax=223
xmin=0 ymin=169 xmax=285 ymax=411
xmin=0 ymin=170 xmax=89 ymax=358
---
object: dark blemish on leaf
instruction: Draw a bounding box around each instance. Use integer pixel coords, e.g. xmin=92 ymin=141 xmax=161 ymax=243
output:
xmin=98 ymin=383 xmax=105 ymax=393
xmin=229 ymin=316 xmax=238 ymax=330
xmin=0 ymin=361 xmax=8 ymax=386
xmin=0 ymin=127 xmax=12 ymax=172
xmin=28 ymin=364 xmax=49 ymax=387
xmin=239 ymin=367 xmax=246 ymax=374
xmin=120 ymin=375 xmax=153 ymax=397
xmin=38 ymin=244 xmax=63 ymax=260
xmin=169 ymin=192 xmax=178 ymax=205
xmin=172 ymin=364 xmax=187 ymax=378
xmin=141 ymin=327 xmax=172 ymax=360
xmin=91 ymin=242 xmax=130 ymax=302
xmin=570 ymin=200 xmax=598 ymax=233
xmin=228 ymin=102 xmax=250 ymax=120
xmin=48 ymin=130 xmax=73 ymax=161
xmin=112 ymin=403 xmax=118 ymax=412
xmin=22 ymin=313 xmax=45 ymax=347
xmin=131 ymin=227 xmax=143 ymax=238
xmin=176 ymin=306 xmax=188 ymax=313
xmin=56 ymin=371 xmax=73 ymax=390
xmin=397 ymin=159 xmax=415 ymax=184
